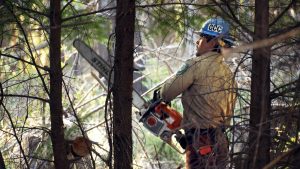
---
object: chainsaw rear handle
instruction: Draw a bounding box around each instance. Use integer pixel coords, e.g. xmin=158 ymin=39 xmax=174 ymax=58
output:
xmin=152 ymin=88 xmax=161 ymax=102
xmin=152 ymin=88 xmax=171 ymax=106
xmin=139 ymin=88 xmax=162 ymax=122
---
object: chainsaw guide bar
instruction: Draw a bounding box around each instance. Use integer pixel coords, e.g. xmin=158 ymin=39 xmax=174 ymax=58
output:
xmin=73 ymin=39 xmax=185 ymax=154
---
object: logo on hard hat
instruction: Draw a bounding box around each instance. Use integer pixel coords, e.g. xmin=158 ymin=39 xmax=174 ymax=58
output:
xmin=197 ymin=18 xmax=235 ymax=47
xmin=207 ymin=24 xmax=223 ymax=33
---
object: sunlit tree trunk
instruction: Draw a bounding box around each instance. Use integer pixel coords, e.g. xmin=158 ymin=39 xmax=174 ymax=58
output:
xmin=248 ymin=0 xmax=271 ymax=168
xmin=49 ymin=0 xmax=68 ymax=168
xmin=113 ymin=0 xmax=135 ymax=168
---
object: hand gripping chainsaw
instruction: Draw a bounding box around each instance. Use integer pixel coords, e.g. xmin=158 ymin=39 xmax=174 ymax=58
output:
xmin=73 ymin=39 xmax=185 ymax=153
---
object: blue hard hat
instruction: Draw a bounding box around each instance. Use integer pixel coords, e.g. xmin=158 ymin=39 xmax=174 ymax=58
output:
xmin=199 ymin=18 xmax=234 ymax=46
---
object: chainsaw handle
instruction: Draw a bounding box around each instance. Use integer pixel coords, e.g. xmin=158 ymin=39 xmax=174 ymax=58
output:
xmin=153 ymin=88 xmax=172 ymax=106
xmin=139 ymin=99 xmax=161 ymax=122
xmin=152 ymin=88 xmax=161 ymax=102
xmin=139 ymin=89 xmax=162 ymax=122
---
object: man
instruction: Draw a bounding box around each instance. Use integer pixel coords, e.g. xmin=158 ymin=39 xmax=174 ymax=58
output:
xmin=160 ymin=18 xmax=237 ymax=169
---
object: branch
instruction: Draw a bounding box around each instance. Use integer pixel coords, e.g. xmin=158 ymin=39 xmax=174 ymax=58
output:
xmin=62 ymin=2 xmax=219 ymax=22
xmin=132 ymin=129 xmax=155 ymax=168
xmin=270 ymin=80 xmax=298 ymax=99
xmin=62 ymin=6 xmax=116 ymax=22
xmin=136 ymin=2 xmax=216 ymax=8
xmin=15 ymin=126 xmax=51 ymax=135
xmin=222 ymin=26 xmax=300 ymax=56
xmin=2 ymin=73 xmax=49 ymax=89
xmin=270 ymin=0 xmax=296 ymax=27
xmin=270 ymin=22 xmax=300 ymax=35
xmin=263 ymin=145 xmax=300 ymax=169
xmin=25 ymin=155 xmax=54 ymax=163
xmin=104 ymin=66 xmax=114 ymax=169
xmin=61 ymin=0 xmax=74 ymax=14
xmin=85 ymin=117 xmax=112 ymax=133
xmin=0 ymin=103 xmax=30 ymax=168
xmin=212 ymin=0 xmax=254 ymax=37
xmin=3 ymin=1 xmax=50 ymax=96
xmin=14 ymin=3 xmax=49 ymax=17
xmin=3 ymin=94 xmax=49 ymax=103
xmin=90 ymin=149 xmax=109 ymax=166
xmin=31 ymin=21 xmax=95 ymax=31
xmin=0 ymin=81 xmax=3 ymax=106
xmin=62 ymin=79 xmax=96 ymax=168
xmin=0 ymin=53 xmax=48 ymax=71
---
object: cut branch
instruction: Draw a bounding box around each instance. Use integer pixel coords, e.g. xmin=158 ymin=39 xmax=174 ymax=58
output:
xmin=222 ymin=26 xmax=300 ymax=56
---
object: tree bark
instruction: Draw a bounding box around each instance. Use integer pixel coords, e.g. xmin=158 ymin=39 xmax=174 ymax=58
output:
xmin=248 ymin=0 xmax=271 ymax=168
xmin=0 ymin=151 xmax=5 ymax=169
xmin=113 ymin=0 xmax=135 ymax=169
xmin=49 ymin=0 xmax=68 ymax=168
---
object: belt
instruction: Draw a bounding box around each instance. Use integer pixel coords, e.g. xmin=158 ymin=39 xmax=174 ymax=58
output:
xmin=176 ymin=128 xmax=214 ymax=150
xmin=176 ymin=126 xmax=226 ymax=150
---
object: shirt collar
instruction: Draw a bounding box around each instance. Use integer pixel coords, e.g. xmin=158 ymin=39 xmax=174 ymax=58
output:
xmin=199 ymin=52 xmax=223 ymax=61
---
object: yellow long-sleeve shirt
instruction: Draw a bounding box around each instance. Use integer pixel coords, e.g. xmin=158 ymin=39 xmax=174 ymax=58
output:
xmin=161 ymin=52 xmax=237 ymax=129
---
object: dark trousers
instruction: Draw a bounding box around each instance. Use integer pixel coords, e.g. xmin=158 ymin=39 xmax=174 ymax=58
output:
xmin=185 ymin=128 xmax=229 ymax=169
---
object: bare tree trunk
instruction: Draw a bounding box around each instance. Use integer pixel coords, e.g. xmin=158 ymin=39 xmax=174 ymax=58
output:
xmin=291 ymin=76 xmax=300 ymax=168
xmin=49 ymin=0 xmax=68 ymax=168
xmin=0 ymin=151 xmax=5 ymax=169
xmin=248 ymin=0 xmax=271 ymax=168
xmin=113 ymin=0 xmax=135 ymax=168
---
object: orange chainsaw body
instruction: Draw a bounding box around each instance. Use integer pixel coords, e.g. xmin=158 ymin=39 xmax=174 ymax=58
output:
xmin=154 ymin=102 xmax=182 ymax=130
xmin=138 ymin=90 xmax=185 ymax=154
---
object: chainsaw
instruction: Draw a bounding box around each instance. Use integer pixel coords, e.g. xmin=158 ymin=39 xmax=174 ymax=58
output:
xmin=73 ymin=39 xmax=185 ymax=154
xmin=137 ymin=89 xmax=184 ymax=153
xmin=137 ymin=89 xmax=185 ymax=153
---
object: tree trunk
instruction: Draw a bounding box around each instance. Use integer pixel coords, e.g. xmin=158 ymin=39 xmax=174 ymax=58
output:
xmin=0 ymin=151 xmax=5 ymax=169
xmin=248 ymin=0 xmax=271 ymax=168
xmin=49 ymin=0 xmax=68 ymax=168
xmin=113 ymin=0 xmax=135 ymax=169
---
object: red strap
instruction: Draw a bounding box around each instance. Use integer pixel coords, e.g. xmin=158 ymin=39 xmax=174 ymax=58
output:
xmin=199 ymin=145 xmax=212 ymax=155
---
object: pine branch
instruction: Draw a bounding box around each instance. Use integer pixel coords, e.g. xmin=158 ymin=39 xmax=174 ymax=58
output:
xmin=1 ymin=103 xmax=30 ymax=168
